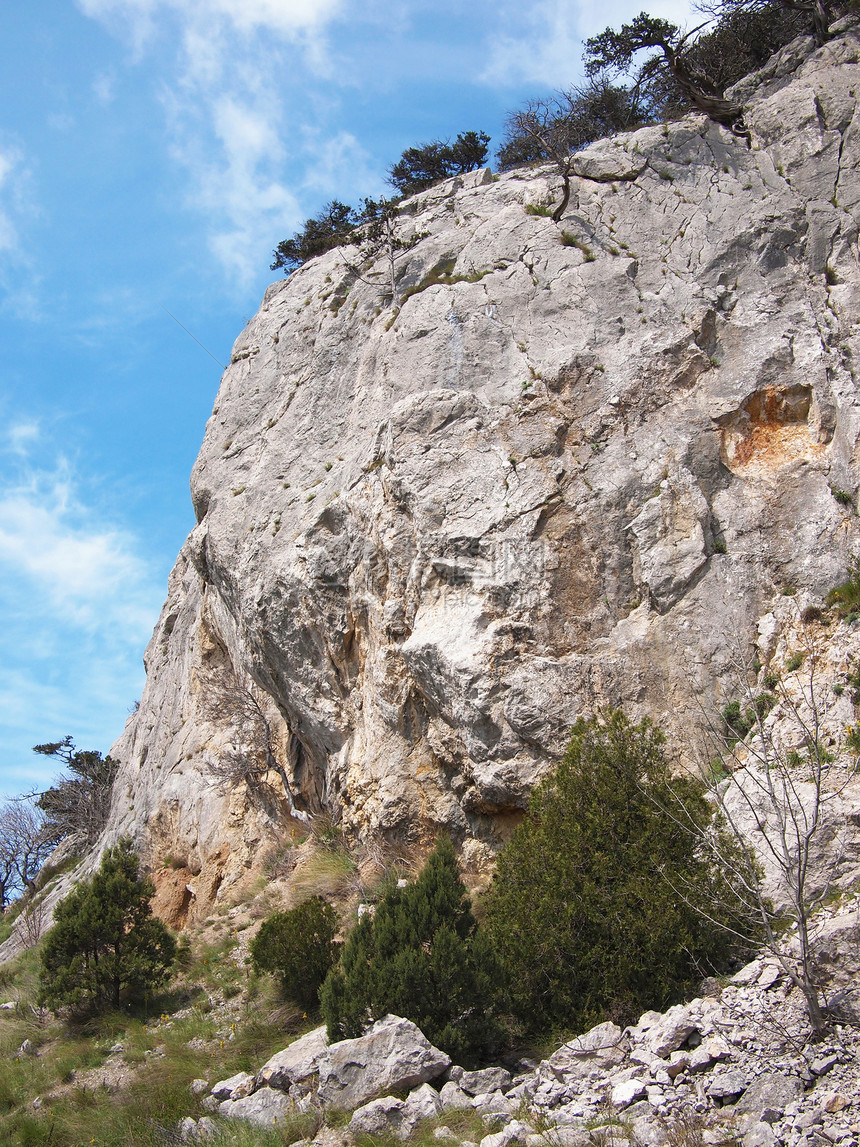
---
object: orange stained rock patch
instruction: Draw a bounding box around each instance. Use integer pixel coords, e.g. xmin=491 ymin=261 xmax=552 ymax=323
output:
xmin=720 ymin=385 xmax=825 ymax=476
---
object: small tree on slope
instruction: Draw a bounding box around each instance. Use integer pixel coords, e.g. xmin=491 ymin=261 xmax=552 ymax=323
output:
xmin=320 ymin=836 xmax=501 ymax=1065
xmin=250 ymin=896 xmax=340 ymax=1010
xmin=483 ymin=710 xmax=759 ymax=1035
xmin=38 ymin=838 xmax=175 ymax=1014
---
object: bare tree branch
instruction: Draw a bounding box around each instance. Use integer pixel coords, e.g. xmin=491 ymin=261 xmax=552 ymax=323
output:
xmin=204 ymin=673 xmax=310 ymax=824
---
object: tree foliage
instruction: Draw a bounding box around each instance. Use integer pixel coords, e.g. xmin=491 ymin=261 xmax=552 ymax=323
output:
xmin=705 ymin=0 xmax=845 ymax=46
xmin=0 ymin=801 xmax=53 ymax=909
xmin=320 ymin=837 xmax=500 ymax=1065
xmin=33 ymin=737 xmax=119 ymax=849
xmin=687 ymin=4 xmax=814 ymax=92
xmin=582 ymin=3 xmax=837 ymax=131
xmin=270 ymin=129 xmax=488 ymax=276
xmin=497 ymin=80 xmax=650 ymax=173
xmin=388 ymin=131 xmax=490 ymax=197
xmin=271 ymin=201 xmax=361 ymax=275
xmin=38 ymin=838 xmax=176 ymax=1015
xmin=584 ymin=13 xmax=746 ymax=128
xmin=483 ymin=711 xmax=758 ymax=1035
xmin=250 ymin=896 xmax=340 ymax=1010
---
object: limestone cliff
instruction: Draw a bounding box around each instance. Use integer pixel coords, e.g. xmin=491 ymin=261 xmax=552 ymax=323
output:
xmin=101 ymin=22 xmax=860 ymax=911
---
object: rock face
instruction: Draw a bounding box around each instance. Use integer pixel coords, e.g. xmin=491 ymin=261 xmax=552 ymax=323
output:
xmin=97 ymin=24 xmax=860 ymax=893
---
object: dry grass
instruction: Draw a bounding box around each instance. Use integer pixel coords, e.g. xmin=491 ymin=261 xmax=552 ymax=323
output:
xmin=290 ymin=846 xmax=357 ymax=901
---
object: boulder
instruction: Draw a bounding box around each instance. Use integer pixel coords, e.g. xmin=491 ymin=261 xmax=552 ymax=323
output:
xmin=572 ymin=140 xmax=648 ymax=183
xmin=633 ymin=1005 xmax=699 ymax=1057
xmin=460 ymin=1067 xmax=513 ymax=1095
xmin=632 ymin=1115 xmax=670 ymax=1147
xmin=317 ymin=1015 xmax=450 ymax=1109
xmin=210 ymin=1071 xmax=255 ymax=1101
xmin=612 ymin=1079 xmax=648 ymax=1109
xmin=219 ymin=1086 xmax=297 ymax=1128
xmin=741 ymin=1123 xmax=777 ymax=1147
xmin=544 ymin=1022 xmax=626 ymax=1079
xmin=404 ymin=1082 xmax=443 ymax=1121
xmin=472 ymin=1091 xmax=514 ymax=1116
xmin=256 ymin=1025 xmax=329 ymax=1091
xmin=707 ymin=1071 xmax=748 ymax=1103
xmin=349 ymin=1095 xmax=409 ymax=1138
xmin=734 ymin=1073 xmax=803 ymax=1122
xmin=178 ymin=1116 xmax=218 ymax=1143
xmin=348 ymin=1083 xmax=442 ymax=1140
xmin=810 ymin=1054 xmax=839 ymax=1077
xmin=480 ymin=1120 xmax=535 ymax=1147
xmin=440 ymin=1081 xmax=474 ymax=1110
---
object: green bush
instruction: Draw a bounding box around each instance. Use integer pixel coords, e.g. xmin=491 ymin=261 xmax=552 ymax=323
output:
xmin=827 ymin=564 xmax=860 ymax=617
xmin=320 ymin=837 xmax=500 ymax=1065
xmin=388 ymin=131 xmax=490 ymax=196
xmin=482 ymin=710 xmax=757 ymax=1035
xmin=38 ymin=838 xmax=175 ymax=1015
xmin=250 ymin=897 xmax=340 ymax=1010
xmin=721 ymin=693 xmax=775 ymax=746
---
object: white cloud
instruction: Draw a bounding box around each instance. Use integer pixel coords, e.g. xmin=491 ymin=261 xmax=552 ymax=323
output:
xmin=6 ymin=422 xmax=40 ymax=457
xmin=77 ymin=0 xmax=355 ymax=285
xmin=0 ymin=463 xmax=159 ymax=633
xmin=0 ymin=145 xmax=24 ymax=255
xmin=78 ymin=0 xmax=342 ymax=38
xmin=0 ymin=450 xmax=163 ymax=794
xmin=168 ymin=93 xmax=303 ymax=283
xmin=93 ymin=70 xmax=117 ymax=105
xmin=301 ymin=131 xmax=381 ymax=199
xmin=0 ymin=142 xmax=42 ymax=319
xmin=481 ymin=0 xmax=702 ymax=88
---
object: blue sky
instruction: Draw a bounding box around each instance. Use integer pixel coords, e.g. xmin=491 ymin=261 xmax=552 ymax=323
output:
xmin=0 ymin=0 xmax=699 ymax=796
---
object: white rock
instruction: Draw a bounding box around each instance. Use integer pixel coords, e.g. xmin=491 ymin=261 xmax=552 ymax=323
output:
xmin=403 ymin=1082 xmax=443 ymax=1122
xmin=317 ymin=1015 xmax=450 ymax=1109
xmin=256 ymin=1025 xmax=329 ymax=1091
xmin=219 ymin=1087 xmax=296 ymax=1128
xmin=440 ymin=1081 xmax=474 ymax=1110
xmin=460 ymin=1068 xmax=513 ymax=1095
xmin=349 ymin=1096 xmax=408 ymax=1138
xmin=612 ymin=1079 xmax=648 ymax=1109
xmin=742 ymin=1123 xmax=777 ymax=1147
xmin=472 ymin=1091 xmax=513 ymax=1115
xmin=15 ymin=21 xmax=860 ymax=966
xmin=211 ymin=1071 xmax=255 ymax=1101
xmin=639 ymin=1006 xmax=698 ymax=1057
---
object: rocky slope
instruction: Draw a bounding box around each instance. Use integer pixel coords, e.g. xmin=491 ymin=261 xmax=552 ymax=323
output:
xmin=93 ymin=20 xmax=860 ymax=912
xmin=190 ymin=902 xmax=860 ymax=1147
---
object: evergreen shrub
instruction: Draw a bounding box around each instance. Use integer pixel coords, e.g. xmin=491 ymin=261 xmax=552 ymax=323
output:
xmin=250 ymin=896 xmax=340 ymax=1010
xmin=38 ymin=838 xmax=175 ymax=1014
xmin=483 ymin=710 xmax=757 ymax=1035
xmin=320 ymin=837 xmax=500 ymax=1064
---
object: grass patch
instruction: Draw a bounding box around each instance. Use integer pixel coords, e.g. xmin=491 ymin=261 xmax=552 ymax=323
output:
xmin=831 ymin=486 xmax=853 ymax=507
xmin=560 ymin=232 xmax=595 ymax=261
xmin=827 ymin=566 xmax=860 ymax=617
xmin=0 ymin=913 xmax=323 ymax=1147
xmin=290 ymin=845 xmax=356 ymax=902
xmin=400 ymin=258 xmax=491 ymax=303
xmin=525 ymin=203 xmax=553 ymax=217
